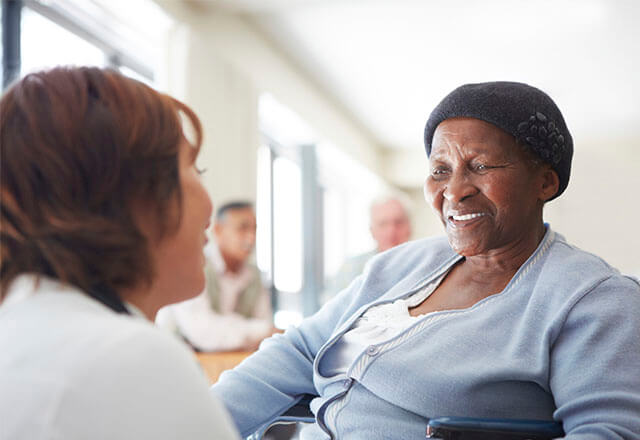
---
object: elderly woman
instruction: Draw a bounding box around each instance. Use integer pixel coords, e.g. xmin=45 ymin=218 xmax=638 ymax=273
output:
xmin=212 ymin=82 xmax=640 ymax=439
xmin=0 ymin=67 xmax=239 ymax=439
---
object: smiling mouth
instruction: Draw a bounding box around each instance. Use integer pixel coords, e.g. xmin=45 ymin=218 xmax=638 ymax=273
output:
xmin=448 ymin=212 xmax=487 ymax=222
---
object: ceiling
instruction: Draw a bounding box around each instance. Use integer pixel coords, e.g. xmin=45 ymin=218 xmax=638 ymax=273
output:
xmin=193 ymin=0 xmax=640 ymax=154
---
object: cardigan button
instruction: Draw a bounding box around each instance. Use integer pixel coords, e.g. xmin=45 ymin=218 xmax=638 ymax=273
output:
xmin=366 ymin=345 xmax=380 ymax=356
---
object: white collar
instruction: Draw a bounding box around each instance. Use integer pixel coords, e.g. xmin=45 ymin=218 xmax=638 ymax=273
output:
xmin=2 ymin=274 xmax=148 ymax=321
xmin=2 ymin=274 xmax=67 ymax=309
xmin=206 ymin=242 xmax=227 ymax=274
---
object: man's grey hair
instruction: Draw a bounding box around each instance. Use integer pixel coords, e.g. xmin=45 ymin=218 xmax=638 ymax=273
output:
xmin=369 ymin=195 xmax=410 ymax=223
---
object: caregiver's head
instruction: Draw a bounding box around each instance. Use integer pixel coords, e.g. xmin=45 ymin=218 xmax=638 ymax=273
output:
xmin=423 ymin=82 xmax=573 ymax=257
xmin=0 ymin=67 xmax=212 ymax=318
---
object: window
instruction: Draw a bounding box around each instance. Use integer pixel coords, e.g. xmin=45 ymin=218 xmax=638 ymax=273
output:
xmin=256 ymin=140 xmax=306 ymax=329
xmin=2 ymin=0 xmax=172 ymax=89
xmin=21 ymin=6 xmax=105 ymax=73
xmin=318 ymin=142 xmax=387 ymax=281
xmin=257 ymin=94 xmax=315 ymax=328
xmin=272 ymin=156 xmax=304 ymax=294
xmin=257 ymin=93 xmax=391 ymax=327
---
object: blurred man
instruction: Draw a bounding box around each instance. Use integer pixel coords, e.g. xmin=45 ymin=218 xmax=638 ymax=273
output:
xmin=324 ymin=196 xmax=412 ymax=300
xmin=157 ymin=201 xmax=276 ymax=351
xmin=369 ymin=196 xmax=412 ymax=253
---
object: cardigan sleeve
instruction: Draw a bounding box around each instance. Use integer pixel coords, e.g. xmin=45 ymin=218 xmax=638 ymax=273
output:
xmin=210 ymin=274 xmax=366 ymax=438
xmin=550 ymin=275 xmax=640 ymax=439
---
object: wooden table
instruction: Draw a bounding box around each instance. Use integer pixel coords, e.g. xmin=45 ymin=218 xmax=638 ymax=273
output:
xmin=195 ymin=350 xmax=252 ymax=384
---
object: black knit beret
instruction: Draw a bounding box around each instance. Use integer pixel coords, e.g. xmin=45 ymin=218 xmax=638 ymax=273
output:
xmin=424 ymin=81 xmax=573 ymax=200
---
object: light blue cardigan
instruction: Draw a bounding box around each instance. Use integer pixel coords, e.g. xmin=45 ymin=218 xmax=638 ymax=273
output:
xmin=212 ymin=228 xmax=640 ymax=439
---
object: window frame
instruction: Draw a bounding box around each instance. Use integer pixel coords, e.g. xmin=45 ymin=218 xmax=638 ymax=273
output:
xmin=1 ymin=0 xmax=159 ymax=91
xmin=258 ymin=134 xmax=324 ymax=319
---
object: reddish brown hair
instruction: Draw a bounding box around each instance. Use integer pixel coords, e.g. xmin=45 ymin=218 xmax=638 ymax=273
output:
xmin=0 ymin=66 xmax=202 ymax=311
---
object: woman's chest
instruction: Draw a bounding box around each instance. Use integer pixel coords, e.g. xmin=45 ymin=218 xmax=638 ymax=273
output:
xmin=344 ymin=314 xmax=555 ymax=420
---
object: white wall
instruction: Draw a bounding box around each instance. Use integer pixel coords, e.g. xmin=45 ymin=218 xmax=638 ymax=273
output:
xmin=545 ymin=139 xmax=640 ymax=277
xmin=156 ymin=1 xmax=385 ymax=208
xmin=163 ymin=10 xmax=260 ymax=205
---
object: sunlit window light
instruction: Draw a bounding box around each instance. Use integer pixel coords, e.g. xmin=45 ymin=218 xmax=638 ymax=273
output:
xmin=19 ymin=0 xmax=173 ymax=87
xmin=21 ymin=7 xmax=106 ymax=74
xmin=256 ymin=145 xmax=272 ymax=279
xmin=259 ymin=93 xmax=315 ymax=146
xmin=274 ymin=310 xmax=303 ymax=330
xmin=317 ymin=141 xmax=388 ymax=274
xmin=272 ymin=156 xmax=303 ymax=293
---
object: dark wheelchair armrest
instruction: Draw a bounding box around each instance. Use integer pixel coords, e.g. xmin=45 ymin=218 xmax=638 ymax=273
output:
xmin=248 ymin=394 xmax=317 ymax=440
xmin=426 ymin=416 xmax=564 ymax=440
xmin=281 ymin=393 xmax=316 ymax=418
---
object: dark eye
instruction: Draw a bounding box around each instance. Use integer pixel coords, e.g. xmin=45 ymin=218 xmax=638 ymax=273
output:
xmin=430 ymin=166 xmax=450 ymax=179
xmin=473 ymin=163 xmax=492 ymax=172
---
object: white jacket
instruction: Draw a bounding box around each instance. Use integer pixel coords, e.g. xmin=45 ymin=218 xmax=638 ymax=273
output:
xmin=0 ymin=275 xmax=239 ymax=440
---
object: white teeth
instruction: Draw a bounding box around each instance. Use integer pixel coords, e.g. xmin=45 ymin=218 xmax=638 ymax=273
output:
xmin=452 ymin=213 xmax=485 ymax=221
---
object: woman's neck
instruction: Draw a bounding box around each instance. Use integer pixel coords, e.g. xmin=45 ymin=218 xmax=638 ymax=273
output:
xmin=119 ymin=285 xmax=159 ymax=321
xmin=463 ymin=224 xmax=547 ymax=285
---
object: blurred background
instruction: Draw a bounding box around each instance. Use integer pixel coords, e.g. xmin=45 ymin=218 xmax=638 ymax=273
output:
xmin=2 ymin=0 xmax=639 ymax=327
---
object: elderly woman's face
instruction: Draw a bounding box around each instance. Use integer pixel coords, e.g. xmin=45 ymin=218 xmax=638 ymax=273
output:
xmin=425 ymin=118 xmax=549 ymax=257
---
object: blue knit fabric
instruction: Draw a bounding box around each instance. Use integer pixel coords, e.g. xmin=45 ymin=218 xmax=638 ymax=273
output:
xmin=213 ymin=228 xmax=640 ymax=439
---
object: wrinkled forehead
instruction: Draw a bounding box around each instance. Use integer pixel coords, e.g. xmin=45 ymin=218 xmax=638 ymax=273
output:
xmin=430 ymin=117 xmax=519 ymax=159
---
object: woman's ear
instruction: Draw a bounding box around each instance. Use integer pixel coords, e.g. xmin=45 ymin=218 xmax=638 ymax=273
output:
xmin=540 ymin=167 xmax=560 ymax=202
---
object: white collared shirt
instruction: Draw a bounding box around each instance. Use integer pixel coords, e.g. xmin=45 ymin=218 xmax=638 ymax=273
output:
xmin=321 ymin=272 xmax=447 ymax=377
xmin=0 ymin=275 xmax=240 ymax=440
